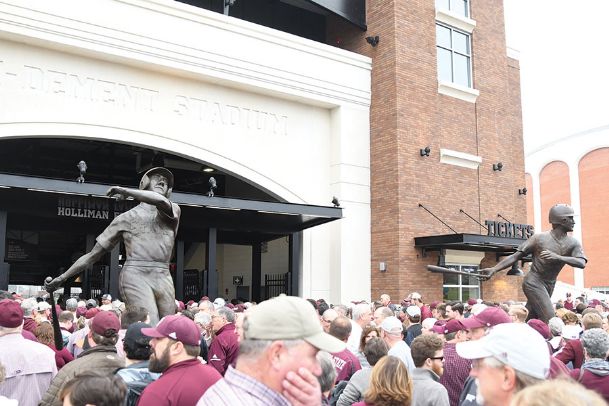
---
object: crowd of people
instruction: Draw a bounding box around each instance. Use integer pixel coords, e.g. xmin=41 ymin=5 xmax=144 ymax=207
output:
xmin=1 ymin=289 xmax=609 ymax=406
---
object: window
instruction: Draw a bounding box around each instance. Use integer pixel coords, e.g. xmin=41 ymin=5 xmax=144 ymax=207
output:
xmin=436 ymin=23 xmax=472 ymax=88
xmin=443 ymin=264 xmax=480 ymax=301
xmin=592 ymin=287 xmax=609 ymax=295
xmin=435 ymin=0 xmax=469 ymax=18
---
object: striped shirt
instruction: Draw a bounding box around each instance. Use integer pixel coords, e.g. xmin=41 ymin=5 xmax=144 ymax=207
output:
xmin=197 ymin=366 xmax=290 ymax=406
xmin=440 ymin=342 xmax=472 ymax=406
xmin=0 ymin=332 xmax=57 ymax=406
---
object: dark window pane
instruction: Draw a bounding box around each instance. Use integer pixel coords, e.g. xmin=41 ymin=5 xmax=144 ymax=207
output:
xmin=443 ymin=273 xmax=459 ymax=285
xmin=436 ymin=24 xmax=451 ymax=48
xmin=462 ymin=287 xmax=480 ymax=301
xmin=437 ymin=48 xmax=453 ymax=82
xmin=443 ymin=286 xmax=460 ymax=301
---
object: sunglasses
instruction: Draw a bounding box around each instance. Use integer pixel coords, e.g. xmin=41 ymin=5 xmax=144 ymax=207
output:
xmin=430 ymin=356 xmax=444 ymax=361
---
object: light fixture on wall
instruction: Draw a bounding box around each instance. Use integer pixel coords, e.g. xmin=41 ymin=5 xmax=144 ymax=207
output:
xmin=493 ymin=162 xmax=503 ymax=171
xmin=420 ymin=146 xmax=431 ymax=157
xmin=365 ymin=35 xmax=380 ymax=47
xmin=518 ymin=187 xmax=527 ymax=195
xmin=379 ymin=262 xmax=387 ymax=272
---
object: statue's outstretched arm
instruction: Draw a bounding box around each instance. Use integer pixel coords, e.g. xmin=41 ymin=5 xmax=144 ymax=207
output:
xmin=45 ymin=243 xmax=108 ymax=292
xmin=106 ymin=186 xmax=173 ymax=217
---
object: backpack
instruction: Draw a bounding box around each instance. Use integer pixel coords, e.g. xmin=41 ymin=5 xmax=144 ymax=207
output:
xmin=328 ymin=380 xmax=349 ymax=406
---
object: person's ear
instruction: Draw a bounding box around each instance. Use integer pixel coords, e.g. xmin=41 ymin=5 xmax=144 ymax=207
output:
xmin=501 ymin=366 xmax=517 ymax=391
xmin=267 ymin=341 xmax=285 ymax=370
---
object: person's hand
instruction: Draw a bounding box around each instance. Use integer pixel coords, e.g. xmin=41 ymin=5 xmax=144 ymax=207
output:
xmin=106 ymin=186 xmax=126 ymax=200
xmin=282 ymin=367 xmax=322 ymax=406
xmin=44 ymin=276 xmax=64 ymax=293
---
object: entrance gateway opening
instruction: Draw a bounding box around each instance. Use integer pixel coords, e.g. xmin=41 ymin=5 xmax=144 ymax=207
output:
xmin=0 ymin=138 xmax=341 ymax=303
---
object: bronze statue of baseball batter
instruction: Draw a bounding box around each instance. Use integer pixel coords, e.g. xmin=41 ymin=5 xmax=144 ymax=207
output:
xmin=45 ymin=167 xmax=181 ymax=325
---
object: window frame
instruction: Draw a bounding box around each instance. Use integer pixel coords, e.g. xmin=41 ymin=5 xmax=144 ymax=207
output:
xmin=442 ymin=263 xmax=480 ymax=302
xmin=436 ymin=22 xmax=473 ymax=88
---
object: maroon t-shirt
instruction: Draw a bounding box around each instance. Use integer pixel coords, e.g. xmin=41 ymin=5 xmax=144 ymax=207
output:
xmin=331 ymin=348 xmax=361 ymax=383
xmin=138 ymin=358 xmax=221 ymax=406
xmin=208 ymin=323 xmax=239 ymax=376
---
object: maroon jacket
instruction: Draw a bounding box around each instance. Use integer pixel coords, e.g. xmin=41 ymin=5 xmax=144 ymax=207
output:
xmin=138 ymin=358 xmax=221 ymax=406
xmin=555 ymin=339 xmax=584 ymax=369
xmin=23 ymin=317 xmax=38 ymax=334
xmin=208 ymin=323 xmax=239 ymax=376
xmin=331 ymin=348 xmax=361 ymax=383
xmin=47 ymin=344 xmax=75 ymax=370
xmin=570 ymin=365 xmax=609 ymax=403
xmin=420 ymin=305 xmax=433 ymax=322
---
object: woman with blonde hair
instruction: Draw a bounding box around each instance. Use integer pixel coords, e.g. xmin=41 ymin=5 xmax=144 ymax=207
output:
xmin=353 ymin=355 xmax=412 ymax=406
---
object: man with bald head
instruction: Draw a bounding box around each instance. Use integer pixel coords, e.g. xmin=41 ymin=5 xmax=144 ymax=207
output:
xmin=329 ymin=316 xmax=362 ymax=383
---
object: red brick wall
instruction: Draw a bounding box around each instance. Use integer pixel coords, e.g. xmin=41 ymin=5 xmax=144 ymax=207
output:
xmin=330 ymin=0 xmax=526 ymax=303
xmin=579 ymin=148 xmax=609 ymax=288
xmin=539 ymin=161 xmax=573 ymax=284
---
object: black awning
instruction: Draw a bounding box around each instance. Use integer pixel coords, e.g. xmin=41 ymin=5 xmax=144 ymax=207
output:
xmin=414 ymin=233 xmax=526 ymax=255
xmin=0 ymin=174 xmax=342 ymax=241
xmin=305 ymin=0 xmax=366 ymax=29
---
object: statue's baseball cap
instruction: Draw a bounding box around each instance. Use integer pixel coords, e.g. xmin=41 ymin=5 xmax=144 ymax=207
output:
xmin=457 ymin=323 xmax=550 ymax=379
xmin=460 ymin=306 xmax=511 ymax=329
xmin=244 ymin=295 xmax=345 ymax=353
xmin=142 ymin=314 xmax=200 ymax=346
xmin=0 ymin=299 xmax=23 ymax=328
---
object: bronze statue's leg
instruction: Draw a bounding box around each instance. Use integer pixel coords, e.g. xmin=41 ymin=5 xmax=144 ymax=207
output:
xmin=119 ymin=266 xmax=162 ymax=325
xmin=155 ymin=269 xmax=177 ymax=321
xmin=522 ymin=273 xmax=555 ymax=323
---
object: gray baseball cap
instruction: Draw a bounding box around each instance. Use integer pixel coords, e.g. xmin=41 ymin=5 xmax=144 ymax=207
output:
xmin=245 ymin=295 xmax=345 ymax=353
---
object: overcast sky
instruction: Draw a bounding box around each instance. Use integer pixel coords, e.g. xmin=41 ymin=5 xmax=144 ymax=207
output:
xmin=503 ymin=0 xmax=609 ymax=153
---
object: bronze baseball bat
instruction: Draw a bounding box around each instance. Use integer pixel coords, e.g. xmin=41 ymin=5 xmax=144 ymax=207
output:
xmin=45 ymin=276 xmax=64 ymax=350
xmin=426 ymin=265 xmax=490 ymax=280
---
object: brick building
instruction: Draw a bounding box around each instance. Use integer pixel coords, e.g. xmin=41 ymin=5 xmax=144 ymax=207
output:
xmin=0 ymin=0 xmax=526 ymax=304
xmin=525 ymin=127 xmax=609 ymax=294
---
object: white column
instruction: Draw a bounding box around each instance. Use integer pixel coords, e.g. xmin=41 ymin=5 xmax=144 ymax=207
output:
xmin=567 ymin=157 xmax=585 ymax=288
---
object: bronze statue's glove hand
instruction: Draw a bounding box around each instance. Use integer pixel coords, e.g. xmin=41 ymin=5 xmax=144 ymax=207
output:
xmin=479 ymin=268 xmax=495 ymax=280
xmin=540 ymin=250 xmax=560 ymax=261
xmin=44 ymin=276 xmax=64 ymax=293
xmin=106 ymin=186 xmax=126 ymax=200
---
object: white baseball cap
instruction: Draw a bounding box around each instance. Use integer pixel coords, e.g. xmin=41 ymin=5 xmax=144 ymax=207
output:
xmin=213 ymin=298 xmax=226 ymax=308
xmin=380 ymin=316 xmax=403 ymax=334
xmin=456 ymin=323 xmax=550 ymax=379
xmin=406 ymin=305 xmax=421 ymax=318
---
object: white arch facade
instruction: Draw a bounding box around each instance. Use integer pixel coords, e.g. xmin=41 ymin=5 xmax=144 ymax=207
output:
xmin=0 ymin=0 xmax=372 ymax=303
xmin=525 ymin=126 xmax=609 ymax=288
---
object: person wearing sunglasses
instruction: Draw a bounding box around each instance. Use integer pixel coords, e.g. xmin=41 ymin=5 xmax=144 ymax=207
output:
xmin=410 ymin=334 xmax=449 ymax=406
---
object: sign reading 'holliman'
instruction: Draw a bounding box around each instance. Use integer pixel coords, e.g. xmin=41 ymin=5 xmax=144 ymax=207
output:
xmin=56 ymin=197 xmax=133 ymax=220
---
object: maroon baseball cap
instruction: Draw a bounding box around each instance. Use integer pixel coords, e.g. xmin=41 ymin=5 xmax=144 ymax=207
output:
xmin=432 ymin=319 xmax=465 ymax=335
xmin=460 ymin=307 xmax=511 ymax=329
xmin=91 ymin=310 xmax=120 ymax=336
xmin=85 ymin=308 xmax=100 ymax=319
xmin=430 ymin=301 xmax=440 ymax=310
xmin=527 ymin=319 xmax=551 ymax=340
xmin=467 ymin=298 xmax=477 ymax=306
xmin=142 ymin=314 xmax=200 ymax=346
xmin=588 ymin=299 xmax=605 ymax=308
xmin=0 ymin=299 xmax=23 ymax=328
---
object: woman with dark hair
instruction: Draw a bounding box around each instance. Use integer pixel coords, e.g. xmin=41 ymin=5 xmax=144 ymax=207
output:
xmin=353 ymin=355 xmax=413 ymax=406
xmin=357 ymin=325 xmax=380 ymax=368
xmin=34 ymin=322 xmax=74 ymax=370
